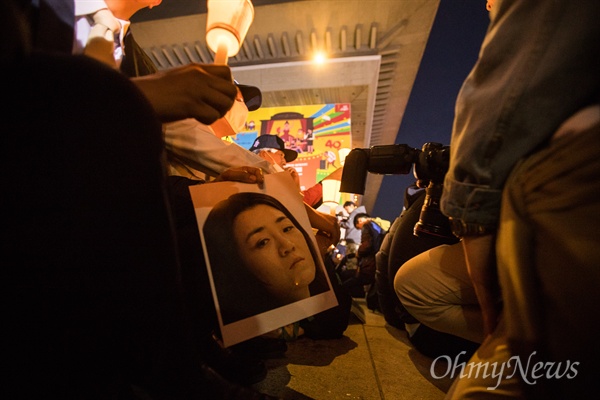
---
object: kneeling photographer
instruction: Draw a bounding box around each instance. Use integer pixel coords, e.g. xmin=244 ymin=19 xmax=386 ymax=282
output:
xmin=341 ymin=143 xmax=479 ymax=359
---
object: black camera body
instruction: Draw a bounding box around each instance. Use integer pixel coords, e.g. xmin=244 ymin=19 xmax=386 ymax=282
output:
xmin=340 ymin=142 xmax=453 ymax=239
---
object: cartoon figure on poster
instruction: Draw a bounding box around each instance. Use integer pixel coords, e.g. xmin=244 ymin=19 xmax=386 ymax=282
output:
xmin=189 ymin=172 xmax=338 ymax=347
xmin=235 ymin=104 xmax=352 ymax=197
xmin=304 ymin=128 xmax=314 ymax=153
xmin=324 ymin=150 xmax=338 ymax=168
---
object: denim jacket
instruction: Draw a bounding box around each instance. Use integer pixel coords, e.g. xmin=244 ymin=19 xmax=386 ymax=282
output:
xmin=441 ymin=0 xmax=600 ymax=226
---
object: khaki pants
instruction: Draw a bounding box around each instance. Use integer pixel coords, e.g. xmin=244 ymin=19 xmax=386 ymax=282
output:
xmin=394 ymin=242 xmax=484 ymax=344
xmin=447 ymin=111 xmax=600 ymax=399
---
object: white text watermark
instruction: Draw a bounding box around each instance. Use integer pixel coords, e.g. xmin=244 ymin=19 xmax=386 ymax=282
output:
xmin=430 ymin=351 xmax=579 ymax=390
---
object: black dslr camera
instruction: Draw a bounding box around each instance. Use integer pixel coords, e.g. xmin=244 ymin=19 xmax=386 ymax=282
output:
xmin=340 ymin=142 xmax=453 ymax=239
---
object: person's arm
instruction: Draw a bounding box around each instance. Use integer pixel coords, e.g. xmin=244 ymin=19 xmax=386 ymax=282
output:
xmin=304 ymin=205 xmax=340 ymax=256
xmin=301 ymin=182 xmax=322 ymax=208
xmin=303 ymin=167 xmax=342 ymax=207
xmin=73 ymin=1 xmax=238 ymax=125
xmin=441 ymin=0 xmax=600 ymax=227
xmin=357 ymin=226 xmax=374 ymax=258
xmin=164 ymin=119 xmax=272 ymax=177
xmin=461 ymin=235 xmax=500 ymax=336
xmin=74 ymin=1 xmax=120 ymax=67
xmin=339 ymin=218 xmax=350 ymax=230
xmin=442 ymin=1 xmax=600 ymax=338
xmin=212 ymin=166 xmax=264 ymax=186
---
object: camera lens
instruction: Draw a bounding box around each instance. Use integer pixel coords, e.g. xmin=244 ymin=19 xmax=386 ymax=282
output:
xmin=413 ymin=182 xmax=453 ymax=239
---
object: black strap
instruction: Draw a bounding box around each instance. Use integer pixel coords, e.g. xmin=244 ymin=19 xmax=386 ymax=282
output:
xmin=120 ymin=30 xmax=158 ymax=78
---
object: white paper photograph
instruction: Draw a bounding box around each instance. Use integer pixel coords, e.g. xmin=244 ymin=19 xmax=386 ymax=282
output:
xmin=189 ymin=172 xmax=338 ymax=347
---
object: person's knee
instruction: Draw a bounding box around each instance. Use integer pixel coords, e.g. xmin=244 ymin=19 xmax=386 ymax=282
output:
xmin=393 ymin=261 xmax=421 ymax=312
xmin=393 ymin=245 xmax=458 ymax=315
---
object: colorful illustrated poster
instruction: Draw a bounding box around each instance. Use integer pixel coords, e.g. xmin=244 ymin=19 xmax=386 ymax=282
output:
xmin=232 ymin=104 xmax=352 ymax=195
xmin=189 ymin=172 xmax=338 ymax=347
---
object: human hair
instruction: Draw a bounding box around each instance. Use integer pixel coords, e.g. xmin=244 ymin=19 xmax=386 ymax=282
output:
xmin=203 ymin=192 xmax=329 ymax=324
xmin=353 ymin=212 xmax=371 ymax=229
xmin=343 ymin=201 xmax=356 ymax=208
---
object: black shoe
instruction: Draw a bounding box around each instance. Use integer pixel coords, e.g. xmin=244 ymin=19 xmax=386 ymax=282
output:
xmin=199 ymin=334 xmax=268 ymax=386
xmin=198 ymin=364 xmax=281 ymax=400
xmin=231 ymin=336 xmax=288 ymax=359
xmin=409 ymin=323 xmax=479 ymax=360
xmin=130 ymin=364 xmax=278 ymax=399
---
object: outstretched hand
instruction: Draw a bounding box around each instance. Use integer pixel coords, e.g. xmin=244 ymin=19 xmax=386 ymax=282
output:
xmin=132 ymin=64 xmax=237 ymax=124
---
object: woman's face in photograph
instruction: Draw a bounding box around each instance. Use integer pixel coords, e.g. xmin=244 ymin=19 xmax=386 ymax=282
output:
xmin=233 ymin=204 xmax=317 ymax=302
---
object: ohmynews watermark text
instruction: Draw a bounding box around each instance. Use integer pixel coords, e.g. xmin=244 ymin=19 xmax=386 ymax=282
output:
xmin=430 ymin=351 xmax=579 ymax=390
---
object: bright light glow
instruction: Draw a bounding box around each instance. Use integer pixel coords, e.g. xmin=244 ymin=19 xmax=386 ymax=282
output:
xmin=313 ymin=51 xmax=327 ymax=64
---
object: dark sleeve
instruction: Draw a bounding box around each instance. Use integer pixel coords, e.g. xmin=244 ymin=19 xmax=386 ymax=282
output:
xmin=166 ymin=177 xmax=219 ymax=339
xmin=357 ymin=225 xmax=375 ymax=257
xmin=339 ymin=218 xmax=350 ymax=229
xmin=120 ymin=31 xmax=159 ymax=78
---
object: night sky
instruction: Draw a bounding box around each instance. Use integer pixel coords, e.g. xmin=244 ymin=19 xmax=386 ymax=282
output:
xmin=371 ymin=1 xmax=490 ymax=222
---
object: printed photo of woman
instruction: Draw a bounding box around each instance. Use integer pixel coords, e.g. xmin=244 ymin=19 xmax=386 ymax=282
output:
xmin=189 ymin=171 xmax=338 ymax=346
xmin=203 ymin=192 xmax=330 ymax=325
